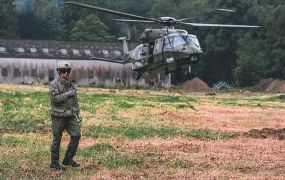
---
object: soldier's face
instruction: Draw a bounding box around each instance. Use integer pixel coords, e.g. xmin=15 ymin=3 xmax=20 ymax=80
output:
xmin=59 ymin=68 xmax=71 ymax=80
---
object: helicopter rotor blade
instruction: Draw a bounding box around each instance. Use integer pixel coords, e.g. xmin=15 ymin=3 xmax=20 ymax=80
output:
xmin=217 ymin=8 xmax=236 ymax=12
xmin=178 ymin=17 xmax=196 ymax=22
xmin=112 ymin=19 xmax=156 ymax=23
xmin=181 ymin=22 xmax=261 ymax=28
xmin=90 ymin=57 xmax=126 ymax=64
xmin=64 ymin=1 xmax=156 ymax=22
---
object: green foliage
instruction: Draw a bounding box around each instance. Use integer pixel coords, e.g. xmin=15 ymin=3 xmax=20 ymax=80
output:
xmin=17 ymin=0 xmax=66 ymax=40
xmin=235 ymin=33 xmax=266 ymax=86
xmin=235 ymin=2 xmax=285 ymax=86
xmin=0 ymin=0 xmax=18 ymax=39
xmin=70 ymin=14 xmax=115 ymax=42
xmin=264 ymin=4 xmax=285 ymax=79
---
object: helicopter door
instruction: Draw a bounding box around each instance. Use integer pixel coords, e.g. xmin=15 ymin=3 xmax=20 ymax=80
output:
xmin=153 ymin=38 xmax=163 ymax=63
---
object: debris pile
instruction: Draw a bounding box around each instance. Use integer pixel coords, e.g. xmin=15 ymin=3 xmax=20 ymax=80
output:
xmin=251 ymin=78 xmax=285 ymax=92
xmin=213 ymin=81 xmax=230 ymax=90
xmin=181 ymin=77 xmax=210 ymax=91
xmin=245 ymin=128 xmax=285 ymax=140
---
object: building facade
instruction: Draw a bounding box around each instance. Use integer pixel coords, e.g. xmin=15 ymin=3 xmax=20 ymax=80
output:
xmin=0 ymin=39 xmax=170 ymax=87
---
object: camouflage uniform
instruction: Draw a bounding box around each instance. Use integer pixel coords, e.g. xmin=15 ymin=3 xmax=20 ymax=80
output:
xmin=49 ymin=77 xmax=81 ymax=166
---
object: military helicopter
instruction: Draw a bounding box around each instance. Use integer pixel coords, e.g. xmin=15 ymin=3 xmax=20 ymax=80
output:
xmin=64 ymin=1 xmax=260 ymax=81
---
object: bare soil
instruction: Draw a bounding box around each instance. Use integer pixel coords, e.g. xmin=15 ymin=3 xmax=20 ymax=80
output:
xmin=90 ymin=137 xmax=285 ymax=179
xmin=181 ymin=77 xmax=211 ymax=91
xmin=245 ymin=128 xmax=285 ymax=139
xmin=251 ymin=78 xmax=285 ymax=92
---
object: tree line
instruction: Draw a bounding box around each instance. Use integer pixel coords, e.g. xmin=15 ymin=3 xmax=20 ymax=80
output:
xmin=0 ymin=0 xmax=284 ymax=87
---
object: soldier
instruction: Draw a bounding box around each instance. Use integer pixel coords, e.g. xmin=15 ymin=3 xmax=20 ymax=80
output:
xmin=49 ymin=61 xmax=83 ymax=170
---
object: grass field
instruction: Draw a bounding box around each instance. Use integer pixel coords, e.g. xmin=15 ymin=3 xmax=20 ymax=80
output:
xmin=0 ymin=84 xmax=285 ymax=179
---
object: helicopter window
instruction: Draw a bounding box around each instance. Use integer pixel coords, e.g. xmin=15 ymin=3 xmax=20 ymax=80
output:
xmin=173 ymin=36 xmax=186 ymax=47
xmin=164 ymin=35 xmax=186 ymax=49
xmin=185 ymin=35 xmax=200 ymax=48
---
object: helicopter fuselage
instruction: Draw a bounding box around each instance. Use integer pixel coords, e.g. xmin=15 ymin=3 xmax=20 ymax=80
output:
xmin=64 ymin=1 xmax=261 ymax=82
xmin=120 ymin=28 xmax=203 ymax=75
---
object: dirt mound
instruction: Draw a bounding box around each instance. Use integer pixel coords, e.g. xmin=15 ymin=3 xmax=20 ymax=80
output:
xmin=251 ymin=78 xmax=285 ymax=92
xmin=245 ymin=128 xmax=285 ymax=140
xmin=181 ymin=77 xmax=210 ymax=91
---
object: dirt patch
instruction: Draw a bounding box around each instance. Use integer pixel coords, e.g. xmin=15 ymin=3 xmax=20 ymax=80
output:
xmin=251 ymin=78 xmax=285 ymax=92
xmin=79 ymin=137 xmax=98 ymax=148
xmin=102 ymin=138 xmax=285 ymax=179
xmin=245 ymin=128 xmax=285 ymax=139
xmin=0 ymin=128 xmax=14 ymax=134
xmin=181 ymin=77 xmax=211 ymax=91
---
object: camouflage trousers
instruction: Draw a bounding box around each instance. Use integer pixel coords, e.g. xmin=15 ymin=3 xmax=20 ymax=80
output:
xmin=50 ymin=115 xmax=81 ymax=164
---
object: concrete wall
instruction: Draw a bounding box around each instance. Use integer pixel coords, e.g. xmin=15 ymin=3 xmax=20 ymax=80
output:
xmin=0 ymin=58 xmax=148 ymax=86
xmin=0 ymin=39 xmax=170 ymax=87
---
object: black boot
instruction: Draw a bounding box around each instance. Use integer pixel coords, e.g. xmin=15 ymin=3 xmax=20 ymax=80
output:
xmin=50 ymin=162 xmax=65 ymax=170
xmin=62 ymin=159 xmax=80 ymax=167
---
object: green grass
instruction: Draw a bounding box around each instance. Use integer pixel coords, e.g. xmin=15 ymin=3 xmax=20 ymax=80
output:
xmin=84 ymin=125 xmax=234 ymax=141
xmin=0 ymin=142 xmax=50 ymax=178
xmin=0 ymin=135 xmax=28 ymax=146
xmin=215 ymin=96 xmax=285 ymax=109
xmin=0 ymin=90 xmax=196 ymax=132
xmin=0 ymin=91 xmax=50 ymax=132
xmin=1 ymin=86 xmax=284 ymax=178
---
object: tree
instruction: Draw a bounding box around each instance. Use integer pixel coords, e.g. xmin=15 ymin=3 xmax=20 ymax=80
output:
xmin=0 ymin=0 xmax=18 ymax=39
xmin=16 ymin=0 xmax=66 ymax=40
xmin=69 ymin=14 xmax=115 ymax=42
xmin=264 ymin=4 xmax=285 ymax=79
xmin=235 ymin=33 xmax=266 ymax=86
xmin=235 ymin=2 xmax=285 ymax=86
xmin=188 ymin=0 xmax=265 ymax=86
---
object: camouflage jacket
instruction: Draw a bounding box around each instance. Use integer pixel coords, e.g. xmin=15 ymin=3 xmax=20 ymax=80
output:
xmin=49 ymin=77 xmax=80 ymax=117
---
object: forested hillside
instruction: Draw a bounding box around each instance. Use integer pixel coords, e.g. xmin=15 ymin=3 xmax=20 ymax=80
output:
xmin=0 ymin=0 xmax=284 ymax=87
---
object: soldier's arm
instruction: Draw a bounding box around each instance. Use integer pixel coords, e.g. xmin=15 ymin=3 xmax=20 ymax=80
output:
xmin=49 ymin=83 xmax=69 ymax=104
xmin=73 ymin=84 xmax=81 ymax=114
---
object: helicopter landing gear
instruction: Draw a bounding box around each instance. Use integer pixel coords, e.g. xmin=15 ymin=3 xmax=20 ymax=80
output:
xmin=173 ymin=66 xmax=183 ymax=85
xmin=188 ymin=65 xmax=192 ymax=74
xmin=135 ymin=72 xmax=143 ymax=80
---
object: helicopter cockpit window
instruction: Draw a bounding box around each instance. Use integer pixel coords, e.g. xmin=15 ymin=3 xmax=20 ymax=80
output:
xmin=185 ymin=35 xmax=200 ymax=48
xmin=173 ymin=36 xmax=186 ymax=47
xmin=164 ymin=35 xmax=186 ymax=49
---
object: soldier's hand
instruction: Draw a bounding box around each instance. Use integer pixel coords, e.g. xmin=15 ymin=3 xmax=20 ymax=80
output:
xmin=65 ymin=90 xmax=76 ymax=97
xmin=76 ymin=113 xmax=83 ymax=123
